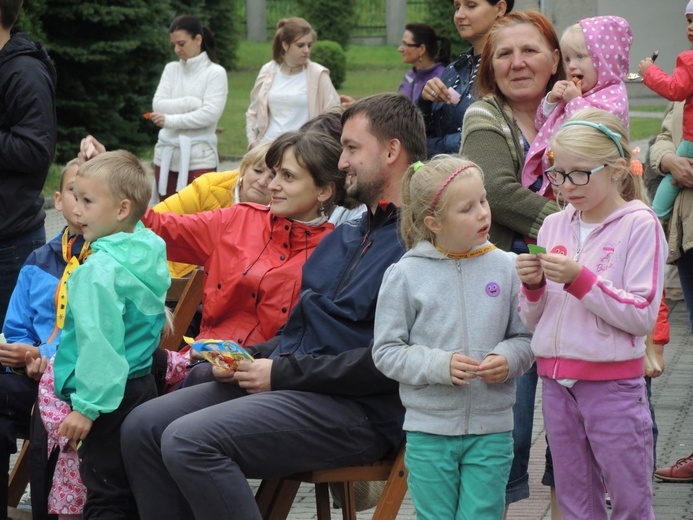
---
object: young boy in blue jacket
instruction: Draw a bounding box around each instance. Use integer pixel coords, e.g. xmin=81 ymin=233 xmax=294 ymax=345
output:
xmin=1 ymin=159 xmax=87 ymax=518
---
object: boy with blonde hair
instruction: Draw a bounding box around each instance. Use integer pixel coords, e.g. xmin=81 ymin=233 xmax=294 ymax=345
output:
xmin=52 ymin=150 xmax=169 ymax=518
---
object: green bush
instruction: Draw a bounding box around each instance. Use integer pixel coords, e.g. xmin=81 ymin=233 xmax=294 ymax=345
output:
xmin=298 ymin=0 xmax=356 ymax=50
xmin=425 ymin=0 xmax=469 ymax=59
xmin=205 ymin=0 xmax=238 ymax=71
xmin=16 ymin=0 xmax=240 ymax=164
xmin=311 ymin=40 xmax=346 ymax=89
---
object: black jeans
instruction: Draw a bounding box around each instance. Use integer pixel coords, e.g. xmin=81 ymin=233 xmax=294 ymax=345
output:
xmin=78 ymin=374 xmax=156 ymax=520
xmin=678 ymin=249 xmax=693 ymax=333
xmin=30 ymin=400 xmax=58 ymax=520
xmin=0 ymin=226 xmax=45 ymax=326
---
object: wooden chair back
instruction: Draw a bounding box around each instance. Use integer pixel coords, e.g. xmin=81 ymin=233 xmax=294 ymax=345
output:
xmin=159 ymin=269 xmax=205 ymax=352
xmin=7 ymin=438 xmax=30 ymax=509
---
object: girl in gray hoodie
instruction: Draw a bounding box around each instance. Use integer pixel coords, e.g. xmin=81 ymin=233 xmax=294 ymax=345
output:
xmin=373 ymin=155 xmax=533 ymax=520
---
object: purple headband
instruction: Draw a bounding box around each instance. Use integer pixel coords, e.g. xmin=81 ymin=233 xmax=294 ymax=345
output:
xmin=430 ymin=164 xmax=477 ymax=212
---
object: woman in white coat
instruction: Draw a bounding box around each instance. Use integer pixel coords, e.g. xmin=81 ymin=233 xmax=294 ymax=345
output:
xmin=246 ymin=17 xmax=340 ymax=150
xmin=150 ymin=15 xmax=228 ymax=199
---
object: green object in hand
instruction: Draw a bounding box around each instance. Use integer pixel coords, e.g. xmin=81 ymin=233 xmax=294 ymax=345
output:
xmin=528 ymin=244 xmax=547 ymax=255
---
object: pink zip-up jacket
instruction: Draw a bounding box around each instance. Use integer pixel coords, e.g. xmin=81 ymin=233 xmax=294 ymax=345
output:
xmin=522 ymin=16 xmax=632 ymax=194
xmin=518 ymin=200 xmax=666 ymax=381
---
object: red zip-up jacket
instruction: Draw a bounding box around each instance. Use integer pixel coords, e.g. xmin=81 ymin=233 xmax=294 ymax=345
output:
xmin=643 ymin=49 xmax=693 ymax=142
xmin=143 ymin=203 xmax=333 ymax=346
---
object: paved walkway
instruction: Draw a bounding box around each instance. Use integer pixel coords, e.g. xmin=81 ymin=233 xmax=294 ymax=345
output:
xmin=15 ymin=135 xmax=692 ymax=519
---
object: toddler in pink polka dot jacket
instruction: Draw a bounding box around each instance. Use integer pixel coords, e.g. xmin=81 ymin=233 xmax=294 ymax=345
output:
xmin=521 ymin=16 xmax=632 ymax=196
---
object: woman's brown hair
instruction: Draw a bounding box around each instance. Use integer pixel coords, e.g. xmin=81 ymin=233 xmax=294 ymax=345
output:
xmin=265 ymin=131 xmax=345 ymax=214
xmin=272 ymin=17 xmax=316 ymax=64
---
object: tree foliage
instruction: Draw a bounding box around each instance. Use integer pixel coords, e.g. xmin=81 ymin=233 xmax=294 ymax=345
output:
xmin=298 ymin=0 xmax=356 ymax=50
xmin=425 ymin=0 xmax=470 ymax=59
xmin=41 ymin=0 xmax=171 ymax=162
xmin=204 ymin=0 xmax=238 ymax=71
xmin=14 ymin=0 xmax=238 ymax=163
xmin=14 ymin=0 xmax=46 ymax=40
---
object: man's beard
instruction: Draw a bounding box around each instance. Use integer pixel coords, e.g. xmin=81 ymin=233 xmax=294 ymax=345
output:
xmin=340 ymin=193 xmax=362 ymax=210
xmin=348 ymin=176 xmax=385 ymax=208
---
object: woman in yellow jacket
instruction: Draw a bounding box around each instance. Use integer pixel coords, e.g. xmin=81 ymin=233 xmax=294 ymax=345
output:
xmin=152 ymin=142 xmax=273 ymax=277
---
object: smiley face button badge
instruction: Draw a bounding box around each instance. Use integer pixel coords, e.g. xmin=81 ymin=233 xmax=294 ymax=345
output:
xmin=485 ymin=282 xmax=501 ymax=298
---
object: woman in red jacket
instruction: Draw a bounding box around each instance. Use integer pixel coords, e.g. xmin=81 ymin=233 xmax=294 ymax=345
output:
xmin=143 ymin=131 xmax=345 ymax=347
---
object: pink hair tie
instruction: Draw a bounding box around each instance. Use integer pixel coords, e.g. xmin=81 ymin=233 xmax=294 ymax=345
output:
xmin=430 ymin=164 xmax=476 ymax=212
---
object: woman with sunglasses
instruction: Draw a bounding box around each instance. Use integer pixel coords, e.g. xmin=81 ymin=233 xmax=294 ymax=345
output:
xmin=397 ymin=23 xmax=450 ymax=101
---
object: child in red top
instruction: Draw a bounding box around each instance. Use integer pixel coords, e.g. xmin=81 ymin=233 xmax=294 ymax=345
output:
xmin=639 ymin=0 xmax=693 ymax=219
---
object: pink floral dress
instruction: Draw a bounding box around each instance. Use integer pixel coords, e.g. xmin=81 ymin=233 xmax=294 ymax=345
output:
xmin=38 ymin=361 xmax=86 ymax=515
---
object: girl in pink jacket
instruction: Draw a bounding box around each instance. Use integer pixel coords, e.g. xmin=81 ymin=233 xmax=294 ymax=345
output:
xmin=516 ymin=109 xmax=666 ymax=520
xmin=522 ymin=16 xmax=632 ymax=196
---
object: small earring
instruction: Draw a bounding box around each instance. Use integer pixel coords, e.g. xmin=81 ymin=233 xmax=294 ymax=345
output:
xmin=418 ymin=56 xmax=423 ymax=63
xmin=319 ymin=202 xmax=326 ymax=217
xmin=238 ymin=177 xmax=244 ymax=186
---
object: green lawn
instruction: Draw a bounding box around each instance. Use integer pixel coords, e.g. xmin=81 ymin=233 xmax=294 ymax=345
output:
xmin=630 ymin=104 xmax=668 ymax=113
xmin=44 ymin=41 xmax=408 ymax=198
xmin=218 ymin=41 xmax=667 ymax=156
xmin=631 ymin=117 xmax=664 ymax=142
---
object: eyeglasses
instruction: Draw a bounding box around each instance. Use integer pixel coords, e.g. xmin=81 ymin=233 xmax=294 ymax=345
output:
xmin=400 ymin=41 xmax=420 ymax=47
xmin=544 ymin=164 xmax=607 ymax=186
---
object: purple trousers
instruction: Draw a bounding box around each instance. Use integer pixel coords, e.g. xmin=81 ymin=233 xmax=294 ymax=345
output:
xmin=541 ymin=376 xmax=654 ymax=520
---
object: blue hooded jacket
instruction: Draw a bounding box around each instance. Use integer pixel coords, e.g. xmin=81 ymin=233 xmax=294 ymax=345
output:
xmin=265 ymin=203 xmax=407 ymax=450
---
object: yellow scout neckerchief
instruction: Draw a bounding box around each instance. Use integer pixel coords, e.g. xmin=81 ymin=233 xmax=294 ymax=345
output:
xmin=47 ymin=228 xmax=91 ymax=343
xmin=435 ymin=243 xmax=496 ymax=260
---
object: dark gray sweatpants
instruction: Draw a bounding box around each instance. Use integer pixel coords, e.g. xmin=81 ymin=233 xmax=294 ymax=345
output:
xmin=121 ymin=381 xmax=389 ymax=520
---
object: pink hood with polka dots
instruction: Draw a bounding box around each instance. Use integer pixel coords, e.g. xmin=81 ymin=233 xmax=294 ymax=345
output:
xmin=521 ymin=16 xmax=633 ymax=194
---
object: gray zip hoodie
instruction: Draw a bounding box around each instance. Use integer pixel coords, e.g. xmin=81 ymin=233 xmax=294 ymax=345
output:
xmin=373 ymin=240 xmax=533 ymax=436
